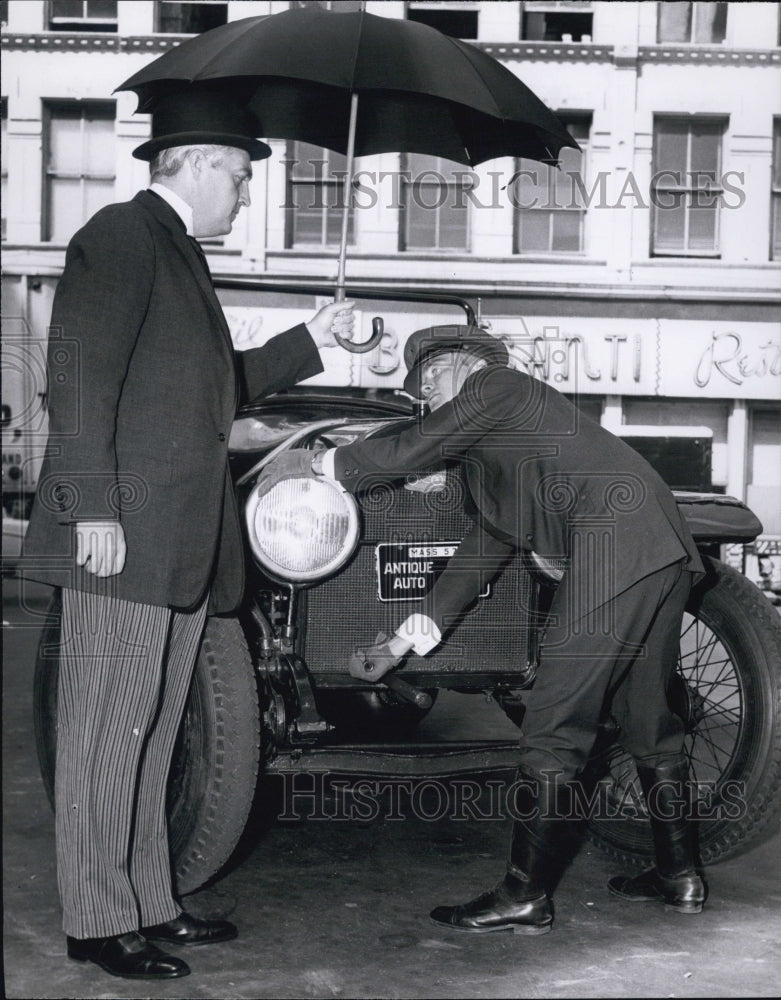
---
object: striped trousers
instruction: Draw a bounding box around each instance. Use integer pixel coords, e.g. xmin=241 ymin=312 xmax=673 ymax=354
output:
xmin=56 ymin=588 xmax=208 ymax=939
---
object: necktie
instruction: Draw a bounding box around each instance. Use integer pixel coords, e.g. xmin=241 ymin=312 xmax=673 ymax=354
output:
xmin=188 ymin=236 xmax=212 ymax=279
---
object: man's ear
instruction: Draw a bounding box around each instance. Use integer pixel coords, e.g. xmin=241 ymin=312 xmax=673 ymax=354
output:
xmin=187 ymin=148 xmax=206 ymax=178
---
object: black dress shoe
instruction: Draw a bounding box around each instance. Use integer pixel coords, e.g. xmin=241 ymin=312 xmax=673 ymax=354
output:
xmin=67 ymin=931 xmax=190 ymax=980
xmin=142 ymin=911 xmax=238 ymax=946
xmin=608 ymin=867 xmax=706 ymax=913
xmin=430 ymin=882 xmax=553 ymax=935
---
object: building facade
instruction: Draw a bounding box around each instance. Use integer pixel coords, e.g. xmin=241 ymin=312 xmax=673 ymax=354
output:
xmin=2 ymin=1 xmax=780 ymax=589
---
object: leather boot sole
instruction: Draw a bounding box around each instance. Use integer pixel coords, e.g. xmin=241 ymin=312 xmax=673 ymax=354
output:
xmin=429 ymin=914 xmax=552 ymax=935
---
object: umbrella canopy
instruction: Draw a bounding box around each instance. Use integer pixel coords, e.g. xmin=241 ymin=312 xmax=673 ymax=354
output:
xmin=119 ymin=7 xmax=579 ymax=348
xmin=118 ymin=7 xmax=578 ymax=168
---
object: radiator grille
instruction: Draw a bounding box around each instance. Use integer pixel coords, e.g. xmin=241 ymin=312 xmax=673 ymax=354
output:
xmin=303 ymin=470 xmax=536 ymax=675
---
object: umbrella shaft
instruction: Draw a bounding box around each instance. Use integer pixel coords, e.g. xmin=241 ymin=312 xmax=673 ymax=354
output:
xmin=336 ymin=91 xmax=359 ymax=303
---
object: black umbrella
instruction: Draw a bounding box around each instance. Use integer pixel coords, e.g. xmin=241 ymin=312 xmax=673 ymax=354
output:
xmin=118 ymin=6 xmax=578 ymax=344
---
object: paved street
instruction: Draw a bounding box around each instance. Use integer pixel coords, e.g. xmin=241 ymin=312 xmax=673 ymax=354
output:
xmin=3 ymin=576 xmax=780 ymax=999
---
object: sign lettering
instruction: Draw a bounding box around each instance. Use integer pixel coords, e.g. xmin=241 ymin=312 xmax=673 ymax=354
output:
xmin=694 ymin=332 xmax=781 ymax=389
xmin=506 ymin=331 xmax=643 ymax=387
xmin=376 ymin=541 xmax=490 ymax=603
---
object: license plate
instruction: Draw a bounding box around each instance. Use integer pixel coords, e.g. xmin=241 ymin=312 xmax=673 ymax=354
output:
xmin=375 ymin=541 xmax=490 ymax=603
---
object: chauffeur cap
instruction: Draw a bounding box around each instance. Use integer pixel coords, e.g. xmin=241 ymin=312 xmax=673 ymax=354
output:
xmin=133 ymin=90 xmax=271 ymax=161
xmin=403 ymin=324 xmax=509 ymax=398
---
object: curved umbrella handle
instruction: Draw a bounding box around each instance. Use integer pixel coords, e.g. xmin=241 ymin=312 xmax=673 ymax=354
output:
xmin=335 ymin=315 xmax=384 ymax=354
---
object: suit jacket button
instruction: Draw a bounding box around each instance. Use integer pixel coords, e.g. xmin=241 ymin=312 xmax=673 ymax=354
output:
xmin=218 ymin=432 xmax=226 ymax=441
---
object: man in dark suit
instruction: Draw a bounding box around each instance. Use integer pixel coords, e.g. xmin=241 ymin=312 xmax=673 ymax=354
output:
xmin=22 ymin=90 xmax=354 ymax=980
xmin=259 ymin=324 xmax=707 ymax=935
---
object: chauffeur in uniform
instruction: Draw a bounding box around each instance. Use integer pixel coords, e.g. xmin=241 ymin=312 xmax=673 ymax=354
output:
xmin=259 ymin=324 xmax=708 ymax=935
xmin=22 ymin=91 xmax=354 ymax=980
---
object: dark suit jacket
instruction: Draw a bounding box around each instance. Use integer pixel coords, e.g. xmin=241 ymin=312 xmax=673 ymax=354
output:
xmin=333 ymin=365 xmax=703 ymax=625
xmin=23 ymin=190 xmax=323 ymax=613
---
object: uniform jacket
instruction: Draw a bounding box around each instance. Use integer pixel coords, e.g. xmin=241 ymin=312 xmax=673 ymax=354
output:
xmin=333 ymin=365 xmax=704 ymax=622
xmin=22 ymin=190 xmax=323 ymax=613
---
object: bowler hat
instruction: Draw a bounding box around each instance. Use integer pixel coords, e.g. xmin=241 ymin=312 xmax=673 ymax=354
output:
xmin=133 ymin=90 xmax=271 ymax=161
xmin=403 ymin=324 xmax=509 ymax=397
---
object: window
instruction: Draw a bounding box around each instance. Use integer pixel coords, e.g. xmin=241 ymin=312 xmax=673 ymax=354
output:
xmin=290 ymin=2 xmax=364 ymax=11
xmin=522 ymin=1 xmax=593 ymax=42
xmin=657 ymin=2 xmax=727 ymax=44
xmin=1 ymin=99 xmax=8 ymax=241
xmin=285 ymin=141 xmax=353 ymax=249
xmin=43 ymin=102 xmax=115 ymax=244
xmin=772 ymin=121 xmax=781 ymax=261
xmin=513 ymin=118 xmax=589 ymax=254
xmin=623 ymin=399 xmax=729 ymax=491
xmin=401 ymin=154 xmax=471 ymax=252
xmin=156 ymin=1 xmax=227 ymax=34
xmin=651 ymin=118 xmax=725 ymax=257
xmin=407 ymin=2 xmax=479 ymax=40
xmin=48 ymin=1 xmax=118 ymax=32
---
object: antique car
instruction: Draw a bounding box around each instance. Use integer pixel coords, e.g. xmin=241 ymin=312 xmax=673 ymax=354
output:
xmin=33 ymin=284 xmax=781 ymax=896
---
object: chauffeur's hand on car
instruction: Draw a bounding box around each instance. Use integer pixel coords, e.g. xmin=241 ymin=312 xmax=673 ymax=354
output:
xmin=256 ymin=448 xmax=319 ymax=495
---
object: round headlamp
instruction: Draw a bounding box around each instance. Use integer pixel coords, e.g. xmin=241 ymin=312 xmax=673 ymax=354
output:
xmin=245 ymin=475 xmax=360 ymax=583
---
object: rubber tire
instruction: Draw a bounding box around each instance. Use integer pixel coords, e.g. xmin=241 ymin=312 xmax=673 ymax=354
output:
xmin=33 ymin=593 xmax=261 ymax=896
xmin=587 ymin=556 xmax=781 ymax=866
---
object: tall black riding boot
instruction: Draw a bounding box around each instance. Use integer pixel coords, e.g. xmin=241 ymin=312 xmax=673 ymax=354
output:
xmin=608 ymin=759 xmax=707 ymax=914
xmin=430 ymin=774 xmax=582 ymax=935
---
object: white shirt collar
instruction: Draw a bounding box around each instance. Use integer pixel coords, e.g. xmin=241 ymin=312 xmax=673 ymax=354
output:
xmin=149 ymin=182 xmax=195 ymax=236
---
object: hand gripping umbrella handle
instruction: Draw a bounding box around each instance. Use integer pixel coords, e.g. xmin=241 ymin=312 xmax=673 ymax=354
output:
xmin=335 ymin=315 xmax=384 ymax=354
